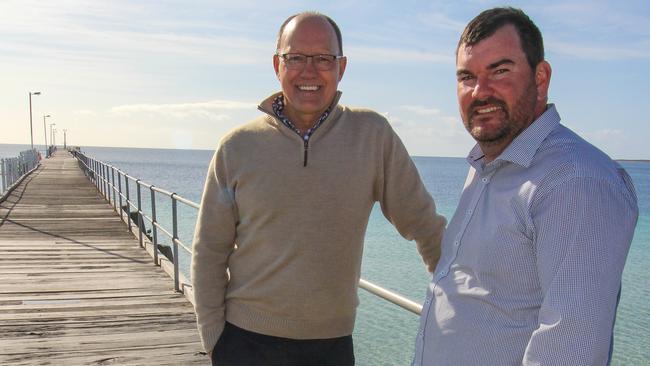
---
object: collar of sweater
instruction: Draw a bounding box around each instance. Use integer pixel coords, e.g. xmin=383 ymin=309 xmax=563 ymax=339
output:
xmin=258 ymin=91 xmax=344 ymax=137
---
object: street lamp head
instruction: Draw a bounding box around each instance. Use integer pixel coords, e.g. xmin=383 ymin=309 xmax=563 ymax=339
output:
xmin=31 ymin=91 xmax=41 ymax=96
xmin=45 ymin=114 xmax=51 ymax=118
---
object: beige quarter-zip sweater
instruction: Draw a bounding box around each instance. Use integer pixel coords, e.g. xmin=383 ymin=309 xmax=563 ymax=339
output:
xmin=191 ymin=92 xmax=446 ymax=352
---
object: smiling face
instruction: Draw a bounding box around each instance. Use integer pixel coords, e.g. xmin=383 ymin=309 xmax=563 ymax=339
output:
xmin=456 ymin=24 xmax=550 ymax=161
xmin=273 ymin=15 xmax=346 ymax=130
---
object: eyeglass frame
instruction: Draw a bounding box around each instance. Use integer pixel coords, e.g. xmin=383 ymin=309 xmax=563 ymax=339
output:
xmin=276 ymin=53 xmax=345 ymax=71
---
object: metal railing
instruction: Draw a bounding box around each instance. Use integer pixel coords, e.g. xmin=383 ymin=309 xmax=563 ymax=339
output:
xmin=1 ymin=149 xmax=40 ymax=199
xmin=73 ymin=150 xmax=422 ymax=315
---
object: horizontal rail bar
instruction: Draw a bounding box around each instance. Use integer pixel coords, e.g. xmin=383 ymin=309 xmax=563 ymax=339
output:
xmin=358 ymin=279 xmax=422 ymax=315
xmin=173 ymin=238 xmax=192 ymax=254
xmin=174 ymin=195 xmax=200 ymax=209
xmin=73 ymin=150 xmax=423 ymax=315
xmin=152 ymin=185 xmax=173 ymax=197
xmin=153 ymin=221 xmax=173 ymax=239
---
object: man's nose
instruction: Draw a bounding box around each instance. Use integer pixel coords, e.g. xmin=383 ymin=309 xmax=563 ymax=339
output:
xmin=300 ymin=57 xmax=318 ymax=74
xmin=471 ymin=76 xmax=493 ymax=100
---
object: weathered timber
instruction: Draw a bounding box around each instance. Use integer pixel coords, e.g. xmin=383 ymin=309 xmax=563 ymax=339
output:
xmin=0 ymin=152 xmax=208 ymax=365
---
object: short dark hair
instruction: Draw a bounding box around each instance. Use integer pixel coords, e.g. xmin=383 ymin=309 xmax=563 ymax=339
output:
xmin=276 ymin=12 xmax=343 ymax=55
xmin=457 ymin=7 xmax=544 ymax=69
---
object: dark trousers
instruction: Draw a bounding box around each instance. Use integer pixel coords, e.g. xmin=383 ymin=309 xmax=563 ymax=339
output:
xmin=211 ymin=322 xmax=355 ymax=366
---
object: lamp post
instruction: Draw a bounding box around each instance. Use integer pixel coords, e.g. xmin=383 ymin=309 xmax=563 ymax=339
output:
xmin=53 ymin=129 xmax=57 ymax=147
xmin=49 ymin=123 xmax=56 ymax=153
xmin=63 ymin=129 xmax=67 ymax=149
xmin=43 ymin=115 xmax=51 ymax=157
xmin=29 ymin=91 xmax=41 ymax=150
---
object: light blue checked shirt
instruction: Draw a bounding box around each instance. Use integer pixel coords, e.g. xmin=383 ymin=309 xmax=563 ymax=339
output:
xmin=413 ymin=105 xmax=638 ymax=366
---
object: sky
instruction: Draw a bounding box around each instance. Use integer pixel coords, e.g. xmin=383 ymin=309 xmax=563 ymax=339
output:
xmin=1 ymin=0 xmax=648 ymax=159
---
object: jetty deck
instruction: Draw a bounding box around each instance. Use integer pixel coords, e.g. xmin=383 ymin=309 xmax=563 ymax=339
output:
xmin=0 ymin=152 xmax=208 ymax=365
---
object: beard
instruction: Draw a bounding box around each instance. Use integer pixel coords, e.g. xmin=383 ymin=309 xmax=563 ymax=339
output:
xmin=464 ymin=80 xmax=538 ymax=147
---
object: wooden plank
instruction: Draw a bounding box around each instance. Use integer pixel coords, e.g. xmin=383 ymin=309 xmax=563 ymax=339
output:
xmin=1 ymin=343 xmax=208 ymax=365
xmin=0 ymin=152 xmax=208 ymax=365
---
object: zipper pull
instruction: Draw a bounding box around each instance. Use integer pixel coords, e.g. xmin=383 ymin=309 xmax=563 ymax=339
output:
xmin=303 ymin=135 xmax=309 ymax=167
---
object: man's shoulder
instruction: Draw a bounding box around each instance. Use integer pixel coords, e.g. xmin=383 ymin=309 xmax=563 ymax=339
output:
xmin=220 ymin=115 xmax=273 ymax=144
xmin=535 ymin=124 xmax=623 ymax=182
xmin=338 ymin=105 xmax=391 ymax=130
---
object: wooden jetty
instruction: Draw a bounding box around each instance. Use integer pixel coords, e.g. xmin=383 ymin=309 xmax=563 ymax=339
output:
xmin=0 ymin=152 xmax=208 ymax=365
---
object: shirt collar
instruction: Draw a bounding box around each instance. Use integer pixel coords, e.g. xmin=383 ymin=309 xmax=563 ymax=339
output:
xmin=271 ymin=94 xmax=331 ymax=138
xmin=467 ymin=104 xmax=561 ymax=169
xmin=258 ymin=91 xmax=342 ymax=118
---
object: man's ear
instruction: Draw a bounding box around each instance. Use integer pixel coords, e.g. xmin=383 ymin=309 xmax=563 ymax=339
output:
xmin=273 ymin=54 xmax=280 ymax=79
xmin=535 ymin=60 xmax=552 ymax=102
xmin=337 ymin=56 xmax=347 ymax=81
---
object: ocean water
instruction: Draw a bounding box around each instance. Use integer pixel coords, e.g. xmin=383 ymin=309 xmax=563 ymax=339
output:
xmin=2 ymin=143 xmax=648 ymax=365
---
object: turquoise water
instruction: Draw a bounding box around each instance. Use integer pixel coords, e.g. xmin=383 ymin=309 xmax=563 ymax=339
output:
xmin=2 ymin=144 xmax=648 ymax=365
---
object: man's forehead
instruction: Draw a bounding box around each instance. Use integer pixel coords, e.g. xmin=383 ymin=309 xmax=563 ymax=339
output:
xmin=456 ymin=26 xmax=525 ymax=66
xmin=279 ymin=16 xmax=337 ymax=51
xmin=283 ymin=15 xmax=333 ymax=38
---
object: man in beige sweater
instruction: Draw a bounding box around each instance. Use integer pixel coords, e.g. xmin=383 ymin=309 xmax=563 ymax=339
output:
xmin=191 ymin=11 xmax=446 ymax=366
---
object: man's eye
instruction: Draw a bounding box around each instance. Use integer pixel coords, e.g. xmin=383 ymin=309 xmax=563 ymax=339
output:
xmin=315 ymin=55 xmax=334 ymax=64
xmin=458 ymin=74 xmax=474 ymax=82
xmin=287 ymin=55 xmax=305 ymax=63
xmin=495 ymin=68 xmax=509 ymax=75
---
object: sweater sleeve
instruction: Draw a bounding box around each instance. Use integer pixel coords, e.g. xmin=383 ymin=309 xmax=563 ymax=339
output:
xmin=191 ymin=147 xmax=237 ymax=352
xmin=377 ymin=123 xmax=446 ymax=273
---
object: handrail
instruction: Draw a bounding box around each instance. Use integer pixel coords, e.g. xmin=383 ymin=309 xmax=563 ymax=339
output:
xmin=72 ymin=150 xmax=423 ymax=315
xmin=0 ymin=149 xmax=40 ymax=202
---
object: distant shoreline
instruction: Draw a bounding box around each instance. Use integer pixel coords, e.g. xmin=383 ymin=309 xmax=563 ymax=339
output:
xmin=1 ymin=143 xmax=648 ymax=162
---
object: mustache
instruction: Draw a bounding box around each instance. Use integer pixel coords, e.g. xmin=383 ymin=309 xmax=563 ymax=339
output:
xmin=468 ymin=98 xmax=507 ymax=118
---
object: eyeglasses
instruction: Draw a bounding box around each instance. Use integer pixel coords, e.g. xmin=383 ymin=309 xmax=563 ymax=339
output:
xmin=277 ymin=53 xmax=344 ymax=71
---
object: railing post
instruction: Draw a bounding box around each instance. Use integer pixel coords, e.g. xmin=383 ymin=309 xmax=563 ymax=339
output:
xmin=95 ymin=159 xmax=100 ymax=189
xmin=1 ymin=159 xmax=6 ymax=194
xmin=125 ymin=177 xmax=131 ymax=232
xmin=150 ymin=186 xmax=158 ymax=264
xmin=99 ymin=162 xmax=102 ymax=195
xmin=94 ymin=160 xmax=100 ymax=191
xmin=136 ymin=181 xmax=143 ymax=248
xmin=10 ymin=159 xmax=16 ymax=186
xmin=107 ymin=164 xmax=112 ymax=203
xmin=111 ymin=166 xmax=117 ymax=210
xmin=117 ymin=171 xmax=123 ymax=220
xmin=7 ymin=159 xmax=11 ymax=187
xmin=103 ymin=163 xmax=108 ymax=199
xmin=172 ymin=195 xmax=180 ymax=292
xmin=14 ymin=159 xmax=18 ymax=185
xmin=104 ymin=164 xmax=109 ymax=201
xmin=91 ymin=158 xmax=97 ymax=186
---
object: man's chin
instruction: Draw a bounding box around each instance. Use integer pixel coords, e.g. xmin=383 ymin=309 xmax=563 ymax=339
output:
xmin=470 ymin=129 xmax=509 ymax=145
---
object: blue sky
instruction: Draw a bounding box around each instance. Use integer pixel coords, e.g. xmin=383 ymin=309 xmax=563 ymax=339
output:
xmin=1 ymin=0 xmax=648 ymax=159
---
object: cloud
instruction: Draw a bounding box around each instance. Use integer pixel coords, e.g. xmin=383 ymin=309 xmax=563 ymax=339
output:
xmin=385 ymin=106 xmax=464 ymax=139
xmin=384 ymin=111 xmax=471 ymax=157
xmin=547 ymin=41 xmax=650 ymax=60
xmin=398 ymin=105 xmax=442 ymax=116
xmin=416 ymin=11 xmax=466 ymax=32
xmin=347 ymin=46 xmax=453 ymax=64
xmin=0 ymin=1 xmax=271 ymax=67
xmin=111 ymin=100 xmax=257 ymax=120
xmin=538 ymin=1 xmax=650 ymax=37
xmin=73 ymin=110 xmax=97 ymax=116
